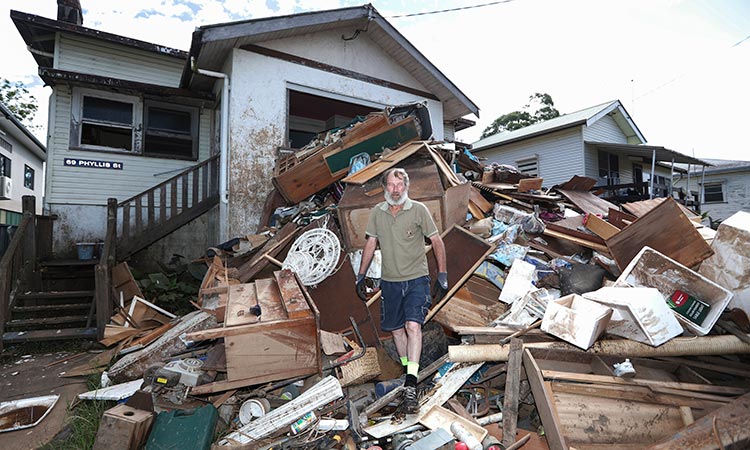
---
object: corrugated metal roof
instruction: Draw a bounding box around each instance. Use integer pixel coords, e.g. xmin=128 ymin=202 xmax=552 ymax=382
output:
xmin=471 ymin=100 xmax=621 ymax=151
xmin=687 ymin=158 xmax=750 ymax=174
xmin=0 ymin=102 xmax=46 ymax=160
xmin=184 ymin=4 xmax=478 ymax=121
xmin=588 ymin=142 xmax=710 ymax=166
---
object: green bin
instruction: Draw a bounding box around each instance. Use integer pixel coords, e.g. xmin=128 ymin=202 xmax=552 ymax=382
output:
xmin=145 ymin=404 xmax=218 ymax=450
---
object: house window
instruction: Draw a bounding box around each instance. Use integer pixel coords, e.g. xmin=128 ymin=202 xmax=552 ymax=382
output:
xmin=704 ymin=182 xmax=724 ymax=203
xmin=143 ymin=102 xmax=199 ymax=159
xmin=598 ymin=150 xmax=620 ymax=185
xmin=0 ymin=137 xmax=11 ymax=152
xmin=516 ymin=155 xmax=539 ymax=177
xmin=0 ymin=154 xmax=10 ymax=177
xmin=24 ymin=165 xmax=34 ymax=189
xmin=80 ymin=95 xmax=135 ymax=151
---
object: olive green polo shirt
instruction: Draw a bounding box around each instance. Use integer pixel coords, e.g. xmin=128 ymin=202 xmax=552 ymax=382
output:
xmin=365 ymin=198 xmax=438 ymax=282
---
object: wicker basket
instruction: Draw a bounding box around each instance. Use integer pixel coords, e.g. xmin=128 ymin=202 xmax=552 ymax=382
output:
xmin=337 ymin=346 xmax=381 ymax=387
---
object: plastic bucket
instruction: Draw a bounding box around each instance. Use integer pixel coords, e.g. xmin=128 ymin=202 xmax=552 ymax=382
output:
xmin=76 ymin=243 xmax=96 ymax=260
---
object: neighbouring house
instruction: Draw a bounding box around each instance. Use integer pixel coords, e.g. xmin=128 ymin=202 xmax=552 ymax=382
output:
xmin=0 ymin=102 xmax=46 ymax=255
xmin=11 ymin=3 xmax=478 ymax=263
xmin=673 ymin=158 xmax=750 ymax=225
xmin=470 ymin=100 xmax=708 ymax=205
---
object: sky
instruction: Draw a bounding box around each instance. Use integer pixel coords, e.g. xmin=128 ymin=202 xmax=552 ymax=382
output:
xmin=2 ymin=0 xmax=749 ymax=161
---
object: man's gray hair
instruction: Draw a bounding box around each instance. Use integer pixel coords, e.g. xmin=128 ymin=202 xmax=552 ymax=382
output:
xmin=381 ymin=168 xmax=410 ymax=188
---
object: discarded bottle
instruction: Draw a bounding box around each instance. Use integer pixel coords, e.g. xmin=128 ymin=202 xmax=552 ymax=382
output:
xmin=290 ymin=411 xmax=316 ymax=434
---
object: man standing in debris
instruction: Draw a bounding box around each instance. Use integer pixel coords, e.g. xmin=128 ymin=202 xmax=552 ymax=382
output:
xmin=356 ymin=168 xmax=448 ymax=414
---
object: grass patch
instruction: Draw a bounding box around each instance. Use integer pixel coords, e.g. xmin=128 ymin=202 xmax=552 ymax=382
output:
xmin=38 ymin=374 xmax=114 ymax=450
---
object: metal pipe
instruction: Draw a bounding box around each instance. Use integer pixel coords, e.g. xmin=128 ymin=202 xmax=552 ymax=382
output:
xmin=191 ymin=58 xmax=230 ymax=240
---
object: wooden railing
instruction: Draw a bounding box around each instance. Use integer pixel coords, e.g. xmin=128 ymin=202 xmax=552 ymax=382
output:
xmin=116 ymin=154 xmax=220 ymax=259
xmin=0 ymin=197 xmax=37 ymax=350
xmin=95 ymin=198 xmax=117 ymax=340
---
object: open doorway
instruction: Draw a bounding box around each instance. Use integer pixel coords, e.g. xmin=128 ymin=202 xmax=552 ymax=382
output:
xmin=287 ymin=90 xmax=379 ymax=149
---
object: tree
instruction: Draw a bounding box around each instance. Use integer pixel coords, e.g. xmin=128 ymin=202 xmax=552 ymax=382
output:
xmin=0 ymin=77 xmax=39 ymax=127
xmin=480 ymin=92 xmax=560 ymax=139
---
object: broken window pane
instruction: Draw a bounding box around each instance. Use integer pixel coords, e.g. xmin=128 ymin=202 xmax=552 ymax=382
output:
xmin=144 ymin=104 xmax=197 ymax=159
xmin=80 ymin=95 xmax=134 ymax=150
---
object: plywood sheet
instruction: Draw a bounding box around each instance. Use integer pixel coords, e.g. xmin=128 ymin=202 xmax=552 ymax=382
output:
xmin=557 ymin=189 xmax=618 ymax=216
xmin=224 ymin=283 xmax=259 ymax=327
xmin=606 ymin=197 xmax=713 ymax=270
xmin=622 ymin=197 xmax=700 ymax=220
xmin=559 ymin=175 xmax=597 ymax=191
xmin=274 ymin=270 xmax=312 ymax=320
xmin=340 ymin=141 xmax=426 ymax=185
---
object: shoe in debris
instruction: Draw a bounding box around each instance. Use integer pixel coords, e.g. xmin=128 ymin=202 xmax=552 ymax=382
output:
xmin=402 ymin=385 xmax=419 ymax=414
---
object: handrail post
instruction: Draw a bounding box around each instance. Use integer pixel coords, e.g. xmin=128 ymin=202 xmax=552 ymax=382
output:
xmin=95 ymin=198 xmax=118 ymax=340
xmin=21 ymin=196 xmax=36 ymax=291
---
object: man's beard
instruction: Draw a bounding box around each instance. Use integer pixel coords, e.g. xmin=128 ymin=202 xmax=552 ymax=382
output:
xmin=384 ymin=190 xmax=408 ymax=206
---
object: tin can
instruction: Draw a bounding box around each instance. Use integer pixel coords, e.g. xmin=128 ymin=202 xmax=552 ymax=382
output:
xmin=290 ymin=411 xmax=316 ymax=434
xmin=669 ymin=290 xmax=710 ymax=325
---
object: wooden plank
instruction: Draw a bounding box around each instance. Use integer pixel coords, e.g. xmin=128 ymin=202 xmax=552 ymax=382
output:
xmin=234 ymin=222 xmax=299 ymax=282
xmin=122 ymin=202 xmax=130 ymax=241
xmin=502 ymin=338 xmax=523 ymax=449
xmin=224 ymin=283 xmax=260 ymax=327
xmin=608 ymin=207 xmax=636 ymax=229
xmin=469 ymin=186 xmax=493 ymax=215
xmin=541 ymin=370 xmax=746 ymax=396
xmin=557 ymin=189 xmax=618 ymax=216
xmin=606 ymin=197 xmax=714 ymax=270
xmin=190 ymin=366 xmax=315 ymax=395
xmin=159 ymin=185 xmax=167 ymax=224
xmin=427 ymin=145 xmax=461 ymax=187
xmin=584 ymin=213 xmax=620 ymax=240
xmin=550 ymin=381 xmax=728 ymax=410
xmin=254 ymin=278 xmax=287 ymax=322
xmin=546 ymin=215 xmax=606 ymax=244
xmin=425 ymin=225 xmax=495 ymax=323
xmin=621 ymin=197 xmax=700 ymax=219
xmin=340 ymin=141 xmax=426 ymax=184
xmin=645 ymin=392 xmax=750 ymax=450
xmin=553 ymin=390 xmax=684 ymax=446
xmin=517 ymin=177 xmax=543 ymax=192
xmin=559 ymin=175 xmax=597 ymax=191
xmin=170 ymin=179 xmax=178 ymax=219
xmin=523 ymin=349 xmax=568 ymax=450
xmin=432 ymin=286 xmax=507 ymax=330
xmin=543 ymin=228 xmax=610 ymax=253
xmin=112 ymin=262 xmax=143 ymax=304
xmin=224 ymin=320 xmax=318 ymax=382
xmin=273 ymin=270 xmax=312 ymax=320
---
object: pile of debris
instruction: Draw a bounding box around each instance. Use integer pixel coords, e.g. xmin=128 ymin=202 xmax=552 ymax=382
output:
xmin=32 ymin=103 xmax=750 ymax=449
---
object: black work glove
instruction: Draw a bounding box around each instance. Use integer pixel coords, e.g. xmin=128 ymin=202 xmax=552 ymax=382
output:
xmin=432 ymin=272 xmax=448 ymax=300
xmin=356 ymin=274 xmax=368 ymax=302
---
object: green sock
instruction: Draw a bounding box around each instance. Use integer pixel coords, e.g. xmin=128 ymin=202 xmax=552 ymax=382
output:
xmin=407 ymin=361 xmax=419 ymax=377
xmin=400 ymin=356 xmax=408 ymax=367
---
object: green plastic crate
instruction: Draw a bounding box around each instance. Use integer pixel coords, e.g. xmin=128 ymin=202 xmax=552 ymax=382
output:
xmin=145 ymin=404 xmax=218 ymax=450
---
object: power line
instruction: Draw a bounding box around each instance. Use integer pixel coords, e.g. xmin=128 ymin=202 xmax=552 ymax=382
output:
xmin=387 ymin=0 xmax=517 ymax=19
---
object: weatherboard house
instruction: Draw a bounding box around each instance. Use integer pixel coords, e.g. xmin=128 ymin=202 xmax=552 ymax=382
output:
xmin=471 ymin=100 xmax=711 ymax=206
xmin=11 ymin=2 xmax=478 ymax=262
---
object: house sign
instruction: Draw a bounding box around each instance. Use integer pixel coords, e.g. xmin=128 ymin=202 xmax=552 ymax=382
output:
xmin=64 ymin=158 xmax=123 ymax=170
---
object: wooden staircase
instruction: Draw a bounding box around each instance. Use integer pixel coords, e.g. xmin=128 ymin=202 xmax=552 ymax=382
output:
xmin=2 ymin=259 xmax=98 ymax=344
xmin=1 ymin=156 xmax=220 ymax=348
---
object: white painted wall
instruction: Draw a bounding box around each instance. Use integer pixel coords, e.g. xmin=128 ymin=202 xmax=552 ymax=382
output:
xmin=57 ymin=34 xmax=184 ymax=87
xmin=0 ymin=125 xmax=45 ymax=216
xmin=477 ymin=127 xmax=584 ymax=188
xmin=675 ymin=170 xmax=750 ymax=222
xmin=226 ymin=42 xmax=445 ymax=235
xmin=583 ymin=114 xmax=629 ymax=144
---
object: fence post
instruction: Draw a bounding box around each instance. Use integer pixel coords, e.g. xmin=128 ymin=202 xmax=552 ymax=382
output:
xmin=21 ymin=196 xmax=36 ymax=291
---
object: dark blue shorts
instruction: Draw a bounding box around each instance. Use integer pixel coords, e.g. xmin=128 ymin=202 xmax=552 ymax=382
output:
xmin=380 ymin=276 xmax=431 ymax=332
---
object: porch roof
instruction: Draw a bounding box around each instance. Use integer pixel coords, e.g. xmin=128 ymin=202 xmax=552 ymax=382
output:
xmin=585 ymin=141 xmax=711 ymax=167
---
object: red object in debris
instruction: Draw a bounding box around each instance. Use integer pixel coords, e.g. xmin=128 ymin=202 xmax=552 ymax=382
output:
xmin=486 ymin=446 xmax=502 ymax=450
xmin=455 ymin=443 xmax=469 ymax=450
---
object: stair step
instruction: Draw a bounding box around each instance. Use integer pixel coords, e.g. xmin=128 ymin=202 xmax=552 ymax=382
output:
xmin=17 ymin=290 xmax=95 ymax=300
xmin=7 ymin=315 xmax=89 ymax=328
xmin=13 ymin=303 xmax=91 ymax=313
xmin=40 ymin=259 xmax=98 ymax=267
xmin=3 ymin=327 xmax=98 ymax=344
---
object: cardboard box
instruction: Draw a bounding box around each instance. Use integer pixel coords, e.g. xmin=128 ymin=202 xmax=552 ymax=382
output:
xmin=584 ymin=286 xmax=683 ymax=346
xmin=615 ymin=246 xmax=733 ymax=336
xmin=541 ymin=294 xmax=613 ymax=349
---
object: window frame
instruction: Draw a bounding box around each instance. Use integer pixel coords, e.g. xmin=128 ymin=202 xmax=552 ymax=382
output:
xmin=142 ymin=100 xmax=200 ymax=160
xmin=0 ymin=154 xmax=10 ymax=178
xmin=703 ymin=181 xmax=725 ymax=204
xmin=23 ymin=165 xmax=34 ymax=190
xmin=72 ymin=88 xmax=140 ymax=153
